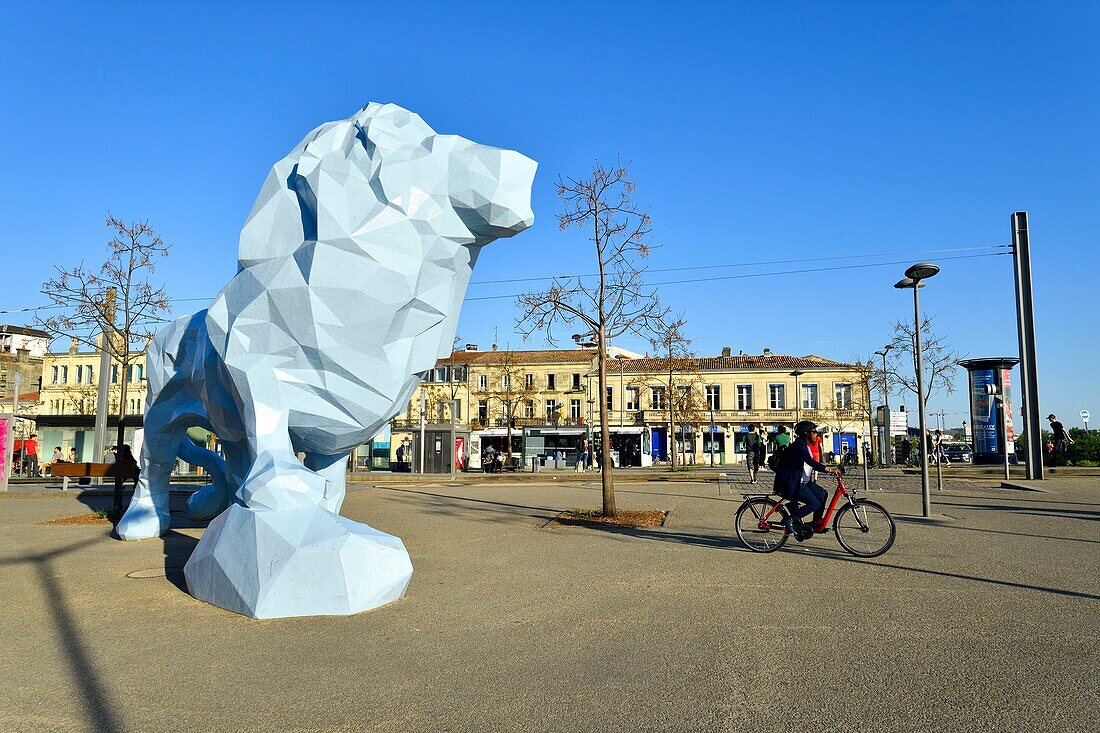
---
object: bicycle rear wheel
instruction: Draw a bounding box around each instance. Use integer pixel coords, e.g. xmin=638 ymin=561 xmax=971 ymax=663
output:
xmin=735 ymin=497 xmax=790 ymax=553
xmin=833 ymin=499 xmax=895 ymax=557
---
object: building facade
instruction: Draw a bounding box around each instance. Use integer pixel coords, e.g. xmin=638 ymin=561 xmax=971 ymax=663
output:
xmin=35 ymin=339 xmax=148 ymax=462
xmin=393 ymin=346 xmax=872 ymax=469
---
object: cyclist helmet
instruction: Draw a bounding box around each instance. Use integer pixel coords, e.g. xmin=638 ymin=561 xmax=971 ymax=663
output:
xmin=793 ymin=420 xmax=818 ymax=437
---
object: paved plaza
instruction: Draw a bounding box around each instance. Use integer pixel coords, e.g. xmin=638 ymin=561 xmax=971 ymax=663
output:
xmin=1 ymin=474 xmax=1096 ymax=732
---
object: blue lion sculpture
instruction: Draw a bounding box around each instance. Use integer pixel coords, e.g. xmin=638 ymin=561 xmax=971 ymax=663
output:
xmin=117 ymin=103 xmax=536 ymax=618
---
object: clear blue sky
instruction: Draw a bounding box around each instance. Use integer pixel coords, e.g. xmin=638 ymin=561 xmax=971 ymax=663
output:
xmin=2 ymin=1 xmax=1097 ymax=428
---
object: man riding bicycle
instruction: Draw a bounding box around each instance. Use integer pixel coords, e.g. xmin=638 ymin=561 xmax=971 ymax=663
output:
xmin=774 ymin=420 xmax=840 ymax=541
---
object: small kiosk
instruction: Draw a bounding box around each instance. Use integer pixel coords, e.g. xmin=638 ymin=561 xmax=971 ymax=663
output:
xmin=959 ymin=357 xmax=1020 ymax=465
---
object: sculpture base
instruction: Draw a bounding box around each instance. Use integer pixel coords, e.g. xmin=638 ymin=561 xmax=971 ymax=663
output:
xmin=184 ymin=504 xmax=412 ymax=619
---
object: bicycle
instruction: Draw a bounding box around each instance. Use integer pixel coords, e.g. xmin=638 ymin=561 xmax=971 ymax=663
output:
xmin=734 ymin=469 xmax=896 ymax=557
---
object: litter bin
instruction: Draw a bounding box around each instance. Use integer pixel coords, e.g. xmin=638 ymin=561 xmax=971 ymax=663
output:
xmin=530 ymin=456 xmax=540 ymax=473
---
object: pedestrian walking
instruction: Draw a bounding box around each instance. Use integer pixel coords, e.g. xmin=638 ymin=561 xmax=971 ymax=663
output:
xmin=745 ymin=423 xmax=761 ymax=483
xmin=1047 ymin=414 xmax=1074 ymax=459
xmin=774 ymin=425 xmax=791 ymax=448
xmin=23 ymin=433 xmax=39 ymax=477
xmin=755 ymin=426 xmax=767 ymax=474
xmin=899 ymin=438 xmax=912 ymax=465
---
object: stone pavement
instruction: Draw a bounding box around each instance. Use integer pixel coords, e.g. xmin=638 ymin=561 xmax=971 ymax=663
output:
xmin=0 ymin=475 xmax=1096 ymax=732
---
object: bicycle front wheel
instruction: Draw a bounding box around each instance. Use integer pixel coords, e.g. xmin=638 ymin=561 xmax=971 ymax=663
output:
xmin=735 ymin=497 xmax=790 ymax=553
xmin=833 ymin=499 xmax=896 ymax=557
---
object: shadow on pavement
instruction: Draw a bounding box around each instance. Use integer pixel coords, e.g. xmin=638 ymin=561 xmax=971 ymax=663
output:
xmin=564 ymin=521 xmax=1100 ymax=601
xmin=938 ymin=501 xmax=1100 ymax=522
xmin=0 ymin=536 xmax=124 ymax=733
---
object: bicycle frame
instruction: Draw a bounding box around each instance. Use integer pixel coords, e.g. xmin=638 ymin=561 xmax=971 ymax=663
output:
xmin=754 ymin=472 xmax=858 ymax=531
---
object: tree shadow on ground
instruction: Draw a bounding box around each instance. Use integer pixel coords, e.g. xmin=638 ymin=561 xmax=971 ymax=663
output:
xmin=0 ymin=535 xmax=124 ymax=733
xmin=564 ymin=521 xmax=1100 ymax=601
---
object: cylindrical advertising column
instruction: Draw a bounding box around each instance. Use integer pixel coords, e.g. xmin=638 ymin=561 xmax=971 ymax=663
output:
xmin=960 ymin=358 xmax=1020 ymax=465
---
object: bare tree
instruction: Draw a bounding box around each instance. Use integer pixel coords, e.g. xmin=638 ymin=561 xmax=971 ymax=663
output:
xmin=649 ymin=316 xmax=694 ymax=470
xmin=36 ymin=216 xmax=170 ymax=517
xmin=517 ymin=161 xmax=666 ymax=516
xmin=885 ymin=316 xmax=962 ymax=409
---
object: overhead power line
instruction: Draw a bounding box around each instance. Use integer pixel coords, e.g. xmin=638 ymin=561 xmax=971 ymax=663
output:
xmin=468 ymin=244 xmax=1011 ymax=286
xmin=465 ymin=251 xmax=1010 ymax=302
xmin=0 ymin=245 xmax=1010 ymax=316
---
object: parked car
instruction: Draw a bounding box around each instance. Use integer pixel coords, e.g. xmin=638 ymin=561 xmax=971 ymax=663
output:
xmin=942 ymin=443 xmax=973 ymax=464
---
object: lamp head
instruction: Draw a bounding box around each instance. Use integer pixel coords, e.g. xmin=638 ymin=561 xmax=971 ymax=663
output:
xmin=894 ymin=277 xmax=917 ymax=289
xmin=905 ymin=262 xmax=940 ymax=281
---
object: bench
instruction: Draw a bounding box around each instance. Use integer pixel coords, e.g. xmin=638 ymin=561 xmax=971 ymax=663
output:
xmin=49 ymin=462 xmax=139 ymax=491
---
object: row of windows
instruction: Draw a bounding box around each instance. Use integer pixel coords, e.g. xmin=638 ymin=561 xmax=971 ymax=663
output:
xmin=49 ymin=363 xmax=145 ymax=386
xmin=47 ymin=397 xmax=143 ymax=415
xmin=484 ymin=383 xmax=854 ymax=412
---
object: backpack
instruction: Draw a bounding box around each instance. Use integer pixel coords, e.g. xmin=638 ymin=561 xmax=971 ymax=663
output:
xmin=766 ymin=443 xmax=788 ymax=472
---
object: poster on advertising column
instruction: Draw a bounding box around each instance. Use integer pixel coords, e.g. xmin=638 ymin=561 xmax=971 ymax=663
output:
xmin=1001 ymin=368 xmax=1015 ymax=452
xmin=0 ymin=412 xmax=12 ymax=491
xmin=970 ymin=369 xmax=998 ymax=454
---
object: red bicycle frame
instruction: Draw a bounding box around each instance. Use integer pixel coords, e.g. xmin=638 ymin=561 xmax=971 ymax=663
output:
xmin=756 ymin=473 xmax=850 ymax=531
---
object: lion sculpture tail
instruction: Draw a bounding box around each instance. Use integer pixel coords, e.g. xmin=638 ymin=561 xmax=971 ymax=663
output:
xmin=178 ymin=437 xmax=231 ymax=521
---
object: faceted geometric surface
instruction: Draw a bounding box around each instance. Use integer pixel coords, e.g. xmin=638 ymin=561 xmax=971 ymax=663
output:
xmin=184 ymin=504 xmax=413 ymax=619
xmin=117 ymin=103 xmax=536 ymax=618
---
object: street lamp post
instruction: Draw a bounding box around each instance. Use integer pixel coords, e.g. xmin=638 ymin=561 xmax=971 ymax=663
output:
xmin=790 ymin=370 xmax=804 ymax=423
xmin=895 ymin=262 xmax=940 ymax=519
xmin=874 ymin=346 xmax=892 ymax=466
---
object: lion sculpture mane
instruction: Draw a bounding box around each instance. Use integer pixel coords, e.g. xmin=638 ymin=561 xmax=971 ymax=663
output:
xmin=117 ymin=103 xmax=535 ymax=618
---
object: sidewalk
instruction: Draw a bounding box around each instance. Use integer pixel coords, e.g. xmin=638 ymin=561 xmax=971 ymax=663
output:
xmin=0 ymin=477 xmax=1095 ymax=732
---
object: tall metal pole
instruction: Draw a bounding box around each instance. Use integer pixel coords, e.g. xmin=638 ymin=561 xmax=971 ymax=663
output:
xmin=11 ymin=373 xmax=19 ymax=476
xmin=418 ymin=391 xmax=426 ymax=474
xmin=913 ymin=285 xmax=931 ymax=517
xmin=709 ymin=404 xmax=716 ymax=467
xmin=449 ymin=400 xmax=456 ymax=482
xmin=879 ymin=349 xmax=891 ymax=466
xmin=1011 ymin=212 xmax=1043 ymax=480
xmin=1000 ymin=397 xmax=1010 ymax=480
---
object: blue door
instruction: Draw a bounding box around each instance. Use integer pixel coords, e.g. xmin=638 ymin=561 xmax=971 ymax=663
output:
xmin=651 ymin=428 xmax=668 ymax=461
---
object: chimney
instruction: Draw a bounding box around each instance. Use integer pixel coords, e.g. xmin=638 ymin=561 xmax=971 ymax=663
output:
xmin=465 ymin=343 xmax=479 ymax=352
xmin=491 ymin=343 xmax=498 ymax=351
xmin=16 ymin=347 xmax=30 ymax=363
xmin=762 ymin=348 xmax=772 ymax=356
xmin=69 ymin=337 xmax=79 ymax=354
xmin=720 ymin=346 xmax=731 ymax=358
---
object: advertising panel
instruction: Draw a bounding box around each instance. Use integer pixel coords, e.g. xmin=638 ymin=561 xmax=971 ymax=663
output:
xmin=970 ymin=369 xmax=998 ymax=454
xmin=1001 ymin=368 xmax=1015 ymax=447
xmin=0 ymin=413 xmax=11 ymax=491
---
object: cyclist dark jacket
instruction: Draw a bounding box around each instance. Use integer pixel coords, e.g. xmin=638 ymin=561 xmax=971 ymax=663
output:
xmin=772 ymin=436 xmax=829 ymax=500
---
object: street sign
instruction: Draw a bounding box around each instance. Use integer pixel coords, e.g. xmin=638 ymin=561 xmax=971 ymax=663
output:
xmin=1082 ymin=409 xmax=1090 ymax=422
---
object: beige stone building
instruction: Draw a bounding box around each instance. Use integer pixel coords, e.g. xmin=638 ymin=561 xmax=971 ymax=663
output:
xmin=35 ymin=339 xmax=148 ymax=462
xmin=392 ymin=345 xmax=871 ymax=470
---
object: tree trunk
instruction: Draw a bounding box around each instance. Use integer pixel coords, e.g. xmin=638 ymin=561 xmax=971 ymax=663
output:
xmin=668 ymin=362 xmax=676 ymax=471
xmin=505 ymin=402 xmax=513 ymax=471
xmin=597 ymin=326 xmax=615 ymax=517
xmin=113 ymin=361 xmax=130 ymax=519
